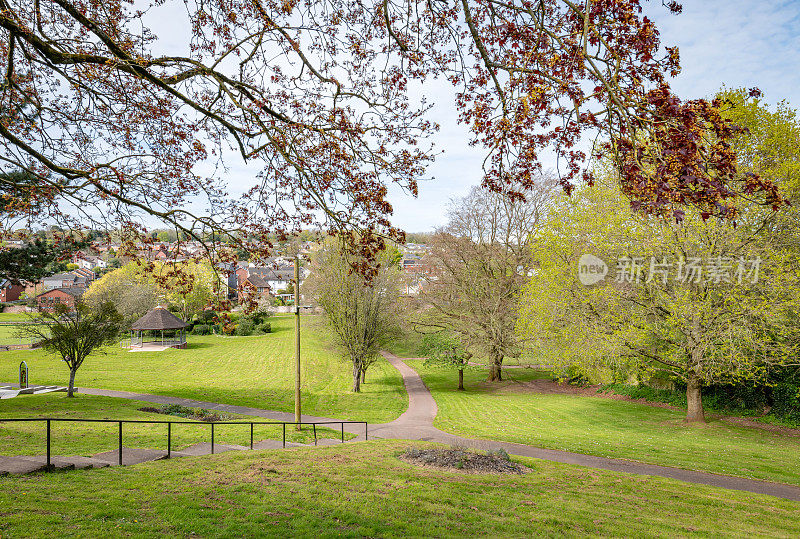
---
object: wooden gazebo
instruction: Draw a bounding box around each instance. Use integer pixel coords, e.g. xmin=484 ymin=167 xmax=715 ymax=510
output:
xmin=129 ymin=306 xmax=188 ymax=349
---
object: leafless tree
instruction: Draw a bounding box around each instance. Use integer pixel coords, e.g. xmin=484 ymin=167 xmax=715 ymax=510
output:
xmin=417 ymin=174 xmax=556 ymax=381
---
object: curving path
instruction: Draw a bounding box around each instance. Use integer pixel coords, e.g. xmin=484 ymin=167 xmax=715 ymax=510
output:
xmin=4 ymin=355 xmax=800 ymax=502
xmin=372 ymin=352 xmax=800 ymax=503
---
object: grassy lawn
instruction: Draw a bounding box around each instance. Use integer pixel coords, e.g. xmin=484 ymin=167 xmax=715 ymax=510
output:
xmin=412 ymin=362 xmax=800 ymax=487
xmin=0 ymin=312 xmax=32 ymax=322
xmin=0 ymin=393 xmax=353 ymax=456
xmin=0 ymin=324 xmax=44 ymax=345
xmin=0 ymin=315 xmax=407 ymax=424
xmin=0 ymin=440 xmax=797 ymax=537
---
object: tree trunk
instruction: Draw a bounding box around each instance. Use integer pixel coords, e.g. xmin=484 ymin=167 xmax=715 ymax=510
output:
xmin=67 ymin=368 xmax=77 ymax=398
xmin=352 ymin=360 xmax=362 ymax=393
xmin=685 ymin=375 xmax=705 ymax=423
xmin=487 ymin=352 xmax=503 ymax=382
xmin=458 ymin=368 xmax=464 ymax=390
xmin=361 ymin=368 xmax=366 ymax=384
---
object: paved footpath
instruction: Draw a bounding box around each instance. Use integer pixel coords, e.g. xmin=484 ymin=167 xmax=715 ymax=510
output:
xmin=5 ymin=354 xmax=800 ymax=502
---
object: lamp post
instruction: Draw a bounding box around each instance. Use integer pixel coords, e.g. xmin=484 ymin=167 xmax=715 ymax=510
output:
xmin=294 ymin=254 xmax=302 ymax=430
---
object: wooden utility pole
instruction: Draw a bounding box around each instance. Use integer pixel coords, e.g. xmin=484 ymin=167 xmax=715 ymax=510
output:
xmin=294 ymin=254 xmax=302 ymax=430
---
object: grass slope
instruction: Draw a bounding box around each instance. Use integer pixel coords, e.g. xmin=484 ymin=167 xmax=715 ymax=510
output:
xmin=0 ymin=316 xmax=407 ymax=423
xmin=1 ymin=440 xmax=798 ymax=537
xmin=413 ymin=362 xmax=800 ymax=487
xmin=0 ymin=393 xmax=353 ymax=456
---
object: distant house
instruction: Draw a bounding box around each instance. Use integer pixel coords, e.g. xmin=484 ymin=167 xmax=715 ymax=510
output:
xmin=0 ymin=279 xmax=25 ymax=302
xmin=245 ymin=275 xmax=272 ymax=294
xmin=42 ymin=269 xmax=94 ymax=291
xmin=247 ymin=266 xmax=294 ymax=292
xmin=76 ymin=255 xmax=107 ymax=270
xmin=36 ymin=288 xmax=83 ymax=312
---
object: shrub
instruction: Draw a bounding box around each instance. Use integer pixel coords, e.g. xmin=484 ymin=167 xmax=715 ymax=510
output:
xmin=488 ymin=448 xmax=510 ymax=462
xmin=191 ymin=324 xmax=211 ymax=335
xmin=257 ymin=322 xmax=271 ymax=334
xmin=554 ymin=365 xmax=588 ymax=386
xmin=235 ymin=321 xmax=254 ymax=336
xmin=197 ymin=310 xmax=217 ymax=324
xmin=772 ymin=383 xmax=800 ymax=421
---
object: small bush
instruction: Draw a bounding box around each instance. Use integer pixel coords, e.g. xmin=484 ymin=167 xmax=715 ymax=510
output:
xmin=487 ymin=448 xmax=510 ymax=462
xmin=191 ymin=324 xmax=211 ymax=335
xmin=772 ymin=383 xmax=800 ymax=421
xmin=197 ymin=310 xmax=217 ymax=324
xmin=235 ymin=321 xmax=254 ymax=336
xmin=554 ymin=365 xmax=588 ymax=386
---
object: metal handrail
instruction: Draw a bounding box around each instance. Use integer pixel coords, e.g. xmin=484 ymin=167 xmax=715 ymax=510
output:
xmin=0 ymin=417 xmax=368 ymax=469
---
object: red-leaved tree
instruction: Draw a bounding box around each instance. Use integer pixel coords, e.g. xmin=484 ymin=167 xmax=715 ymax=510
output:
xmin=0 ymin=0 xmax=784 ymax=267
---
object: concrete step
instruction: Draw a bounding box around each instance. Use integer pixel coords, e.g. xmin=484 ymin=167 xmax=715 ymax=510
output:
xmin=251 ymin=439 xmax=306 ymax=450
xmin=315 ymin=438 xmax=346 ymax=447
xmin=0 ymin=455 xmax=45 ymax=474
xmin=92 ymin=447 xmax=168 ymax=466
xmin=174 ymin=442 xmax=250 ymax=457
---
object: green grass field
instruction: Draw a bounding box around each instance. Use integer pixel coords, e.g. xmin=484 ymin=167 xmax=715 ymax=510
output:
xmin=0 ymin=315 xmax=407 ymax=423
xmin=0 ymin=315 xmax=46 ymax=344
xmin=1 ymin=440 xmax=797 ymax=537
xmin=0 ymin=312 xmax=32 ymax=322
xmin=0 ymin=393 xmax=353 ymax=456
xmin=412 ymin=362 xmax=800 ymax=486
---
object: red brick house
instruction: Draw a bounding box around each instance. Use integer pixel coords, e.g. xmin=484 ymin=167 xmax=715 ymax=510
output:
xmin=36 ymin=288 xmax=83 ymax=312
xmin=0 ymin=279 xmax=25 ymax=302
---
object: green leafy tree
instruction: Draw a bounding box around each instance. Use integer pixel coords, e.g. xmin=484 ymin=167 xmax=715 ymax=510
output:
xmin=18 ymin=303 xmax=123 ymax=397
xmin=519 ymin=179 xmax=800 ymax=423
xmin=419 ymin=333 xmax=472 ymax=390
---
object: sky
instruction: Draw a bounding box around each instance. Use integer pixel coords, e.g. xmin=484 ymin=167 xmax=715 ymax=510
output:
xmin=141 ymin=1 xmax=800 ymax=234
xmin=386 ymin=0 xmax=800 ymax=232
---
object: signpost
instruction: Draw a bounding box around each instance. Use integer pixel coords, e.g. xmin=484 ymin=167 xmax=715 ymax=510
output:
xmin=19 ymin=361 xmax=28 ymax=389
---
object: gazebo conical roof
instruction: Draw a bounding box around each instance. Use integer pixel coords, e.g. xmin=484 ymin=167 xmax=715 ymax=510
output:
xmin=131 ymin=305 xmax=188 ymax=331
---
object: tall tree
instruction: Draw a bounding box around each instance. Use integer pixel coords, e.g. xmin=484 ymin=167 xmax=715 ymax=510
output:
xmin=310 ymin=238 xmax=401 ymax=392
xmin=518 ymin=177 xmax=800 ymax=422
xmin=19 ymin=302 xmax=123 ymax=397
xmin=0 ymin=1 xmax=782 ymax=267
xmin=417 ymin=178 xmax=554 ymax=381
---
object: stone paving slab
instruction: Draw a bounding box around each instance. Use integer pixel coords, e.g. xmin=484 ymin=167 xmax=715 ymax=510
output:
xmin=175 ymin=442 xmax=250 ymax=457
xmin=251 ymin=440 xmax=305 ymax=450
xmin=92 ymin=448 xmax=169 ymax=466
xmin=0 ymin=455 xmax=46 ymax=474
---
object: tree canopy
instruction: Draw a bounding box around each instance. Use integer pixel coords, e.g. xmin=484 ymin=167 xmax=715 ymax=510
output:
xmin=0 ymin=0 xmax=783 ymax=267
xmin=517 ymin=90 xmax=800 ymax=421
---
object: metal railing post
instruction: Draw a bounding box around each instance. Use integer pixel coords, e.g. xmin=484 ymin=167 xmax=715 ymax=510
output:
xmin=211 ymin=423 xmax=215 ymax=454
xmin=250 ymin=423 xmax=254 ymax=450
xmin=118 ymin=421 xmax=123 ymax=466
xmin=46 ymin=419 xmax=51 ymax=469
xmin=167 ymin=422 xmax=171 ymax=458
xmin=341 ymin=423 xmax=344 ymax=443
xmin=365 ymin=422 xmax=368 ymax=441
xmin=282 ymin=423 xmax=286 ymax=448
xmin=312 ymin=423 xmax=317 ymax=446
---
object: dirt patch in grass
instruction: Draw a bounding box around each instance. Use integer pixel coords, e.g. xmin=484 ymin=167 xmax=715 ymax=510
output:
xmin=401 ymin=447 xmax=528 ymax=475
xmin=718 ymin=416 xmax=800 ymax=438
xmin=487 ymin=378 xmax=681 ymax=410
